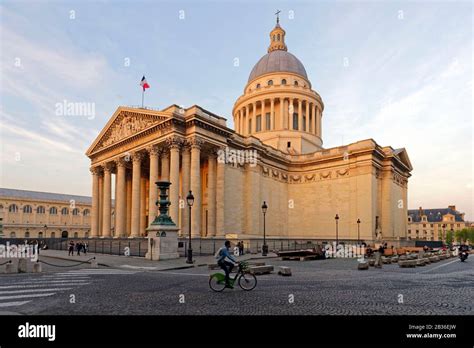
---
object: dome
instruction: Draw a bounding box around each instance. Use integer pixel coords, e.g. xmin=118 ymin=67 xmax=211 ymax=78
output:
xmin=248 ymin=50 xmax=308 ymax=82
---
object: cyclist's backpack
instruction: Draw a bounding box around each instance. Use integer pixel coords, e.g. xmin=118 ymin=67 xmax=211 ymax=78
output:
xmin=214 ymin=247 xmax=223 ymax=260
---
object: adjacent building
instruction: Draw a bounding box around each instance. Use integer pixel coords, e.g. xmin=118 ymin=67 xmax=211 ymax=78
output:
xmin=407 ymin=205 xmax=468 ymax=241
xmin=0 ymin=188 xmax=96 ymax=239
xmin=86 ymin=18 xmax=412 ymax=243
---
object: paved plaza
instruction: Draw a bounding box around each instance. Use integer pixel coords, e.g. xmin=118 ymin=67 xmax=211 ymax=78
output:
xmin=0 ymin=253 xmax=472 ymax=316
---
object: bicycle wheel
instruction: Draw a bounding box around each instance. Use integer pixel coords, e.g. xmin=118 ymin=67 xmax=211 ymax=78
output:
xmin=209 ymin=273 xmax=226 ymax=292
xmin=238 ymin=273 xmax=257 ymax=291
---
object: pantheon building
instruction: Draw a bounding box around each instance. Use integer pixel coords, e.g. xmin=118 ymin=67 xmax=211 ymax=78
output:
xmin=86 ymin=19 xmax=412 ymax=242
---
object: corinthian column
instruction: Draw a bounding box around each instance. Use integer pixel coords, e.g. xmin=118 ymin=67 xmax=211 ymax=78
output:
xmin=298 ymin=99 xmax=302 ymax=131
xmin=90 ymin=167 xmax=100 ymax=238
xmin=148 ymin=146 xmax=159 ymax=225
xmin=305 ymin=101 xmax=309 ymax=132
xmin=102 ymin=162 xmax=113 ymax=237
xmin=115 ymin=158 xmax=127 ymax=237
xmin=312 ymin=103 xmax=317 ymax=135
xmin=279 ymin=98 xmax=284 ymax=129
xmin=181 ymin=145 xmax=191 ymax=236
xmin=168 ymin=137 xmax=182 ymax=226
xmin=190 ymin=137 xmax=202 ymax=237
xmin=207 ymin=152 xmax=217 ymax=237
xmin=161 ymin=150 xmax=170 ymax=181
xmin=130 ymin=151 xmax=144 ymax=238
xmin=270 ymin=98 xmax=274 ymax=130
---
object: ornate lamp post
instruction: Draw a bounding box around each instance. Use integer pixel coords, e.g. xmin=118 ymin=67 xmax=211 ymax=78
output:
xmin=261 ymin=201 xmax=268 ymax=256
xmin=186 ymin=191 xmax=194 ymax=264
xmin=335 ymin=214 xmax=339 ymax=246
xmin=357 ymin=218 xmax=361 ymax=244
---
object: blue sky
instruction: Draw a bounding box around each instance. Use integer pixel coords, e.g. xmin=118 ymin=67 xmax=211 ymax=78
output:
xmin=0 ymin=0 xmax=472 ymax=219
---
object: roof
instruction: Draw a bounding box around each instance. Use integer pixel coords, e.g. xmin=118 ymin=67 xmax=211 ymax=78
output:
xmin=0 ymin=188 xmax=92 ymax=205
xmin=408 ymin=208 xmax=464 ymax=222
xmin=248 ymin=50 xmax=308 ymax=82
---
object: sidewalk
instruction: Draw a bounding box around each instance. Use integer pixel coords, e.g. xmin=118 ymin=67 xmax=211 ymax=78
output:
xmin=39 ymin=249 xmax=278 ymax=271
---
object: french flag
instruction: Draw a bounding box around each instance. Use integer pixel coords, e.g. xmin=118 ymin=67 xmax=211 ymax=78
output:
xmin=140 ymin=76 xmax=150 ymax=91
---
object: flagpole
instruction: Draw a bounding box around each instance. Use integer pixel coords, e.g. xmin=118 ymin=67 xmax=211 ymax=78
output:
xmin=142 ymin=88 xmax=144 ymax=108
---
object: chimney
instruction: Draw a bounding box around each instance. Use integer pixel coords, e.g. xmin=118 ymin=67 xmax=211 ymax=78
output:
xmin=448 ymin=205 xmax=456 ymax=211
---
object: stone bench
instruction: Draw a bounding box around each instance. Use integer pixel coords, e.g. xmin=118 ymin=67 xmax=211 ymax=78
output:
xmin=358 ymin=261 xmax=369 ymax=270
xmin=399 ymin=260 xmax=417 ymax=268
xmin=249 ymin=265 xmax=274 ymax=275
xmin=416 ymin=259 xmax=426 ymax=266
xmin=278 ymin=266 xmax=292 ymax=276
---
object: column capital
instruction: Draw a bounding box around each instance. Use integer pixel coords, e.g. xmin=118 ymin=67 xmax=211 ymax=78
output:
xmin=90 ymin=166 xmax=102 ymax=175
xmin=131 ymin=151 xmax=146 ymax=163
xmin=115 ymin=157 xmax=129 ymax=168
xmin=187 ymin=136 xmax=204 ymax=150
xmin=147 ymin=144 xmax=160 ymax=156
xmin=103 ymin=162 xmax=115 ymax=173
xmin=166 ymin=136 xmax=185 ymax=149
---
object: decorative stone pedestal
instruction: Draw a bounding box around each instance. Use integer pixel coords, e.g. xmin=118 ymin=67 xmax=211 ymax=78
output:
xmin=145 ymin=181 xmax=180 ymax=261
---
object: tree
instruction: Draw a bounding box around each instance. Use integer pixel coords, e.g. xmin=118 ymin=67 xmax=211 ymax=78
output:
xmin=445 ymin=230 xmax=454 ymax=247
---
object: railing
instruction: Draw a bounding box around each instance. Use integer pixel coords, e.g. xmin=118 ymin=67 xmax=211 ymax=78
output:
xmin=0 ymin=237 xmax=403 ymax=258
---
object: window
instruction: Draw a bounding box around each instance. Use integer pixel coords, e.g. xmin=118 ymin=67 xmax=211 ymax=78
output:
xmin=408 ymin=230 xmax=411 ymax=234
xmin=430 ymin=224 xmax=433 ymax=227
xmin=23 ymin=205 xmax=32 ymax=214
xmin=83 ymin=209 xmax=90 ymax=216
xmin=457 ymin=224 xmax=460 ymax=227
xmin=85 ymin=232 xmax=89 ymax=238
xmin=294 ymin=80 xmax=298 ymax=86
xmin=51 ymin=232 xmax=56 ymax=238
xmin=303 ymin=116 xmax=307 ymax=131
xmin=277 ymin=33 xmax=280 ymax=41
xmin=423 ymin=224 xmax=426 ymax=228
xmin=72 ymin=208 xmax=80 ymax=216
xmin=248 ymin=119 xmax=252 ymax=133
xmin=9 ymin=204 xmax=18 ymax=213
xmin=25 ymin=231 xmax=30 ymax=238
xmin=10 ymin=232 xmax=16 ymax=238
xmin=408 ymin=217 xmax=412 ymax=222
xmin=293 ymin=113 xmax=298 ymax=130
xmin=38 ymin=232 xmax=43 ymax=238
xmin=256 ymin=115 xmax=262 ymax=132
xmin=61 ymin=207 xmax=69 ymax=215
xmin=273 ymin=34 xmax=275 ymax=41
xmin=256 ymin=83 xmax=261 ymax=89
xmin=281 ymin=79 xmax=287 ymax=85
xmin=265 ymin=113 xmax=271 ymax=130
xmin=0 ymin=204 xmax=3 ymax=213
xmin=268 ymin=80 xmax=273 ymax=86
xmin=74 ymin=232 xmax=78 ymax=238
xmin=37 ymin=206 xmax=45 ymax=214
xmin=50 ymin=207 xmax=58 ymax=215
xmin=287 ymin=141 xmax=291 ymax=148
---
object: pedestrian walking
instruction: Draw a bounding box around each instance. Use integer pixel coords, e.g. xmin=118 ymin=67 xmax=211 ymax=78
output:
xmin=76 ymin=241 xmax=82 ymax=256
xmin=83 ymin=242 xmax=88 ymax=255
xmin=239 ymin=241 xmax=244 ymax=255
xmin=68 ymin=241 xmax=74 ymax=256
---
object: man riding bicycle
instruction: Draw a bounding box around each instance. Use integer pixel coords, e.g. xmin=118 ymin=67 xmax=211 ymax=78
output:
xmin=216 ymin=240 xmax=238 ymax=289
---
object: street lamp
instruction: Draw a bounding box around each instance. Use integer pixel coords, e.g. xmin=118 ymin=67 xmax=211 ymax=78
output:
xmin=261 ymin=201 xmax=268 ymax=256
xmin=357 ymin=218 xmax=361 ymax=244
xmin=186 ymin=191 xmax=194 ymax=264
xmin=335 ymin=214 xmax=339 ymax=246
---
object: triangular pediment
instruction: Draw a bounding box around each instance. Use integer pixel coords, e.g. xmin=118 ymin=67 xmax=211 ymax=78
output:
xmin=393 ymin=148 xmax=413 ymax=171
xmin=86 ymin=107 xmax=170 ymax=156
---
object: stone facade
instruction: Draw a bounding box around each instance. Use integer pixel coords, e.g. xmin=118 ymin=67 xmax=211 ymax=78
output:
xmin=0 ymin=188 xmax=96 ymax=238
xmin=407 ymin=205 xmax=468 ymax=241
xmin=86 ymin=20 xmax=413 ymax=243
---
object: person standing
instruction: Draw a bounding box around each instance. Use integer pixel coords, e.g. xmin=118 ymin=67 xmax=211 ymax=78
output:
xmin=68 ymin=241 xmax=74 ymax=256
xmin=239 ymin=241 xmax=244 ymax=256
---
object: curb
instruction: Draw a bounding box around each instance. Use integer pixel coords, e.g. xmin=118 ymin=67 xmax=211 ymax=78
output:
xmin=39 ymin=254 xmax=110 ymax=268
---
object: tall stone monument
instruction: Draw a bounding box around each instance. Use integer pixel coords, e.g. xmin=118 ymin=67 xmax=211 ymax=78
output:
xmin=145 ymin=181 xmax=180 ymax=260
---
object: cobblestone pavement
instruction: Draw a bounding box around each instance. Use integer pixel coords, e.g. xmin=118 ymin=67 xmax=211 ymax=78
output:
xmin=0 ymin=256 xmax=472 ymax=315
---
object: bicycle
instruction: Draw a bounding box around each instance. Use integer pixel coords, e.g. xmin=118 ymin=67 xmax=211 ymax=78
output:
xmin=209 ymin=261 xmax=257 ymax=292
